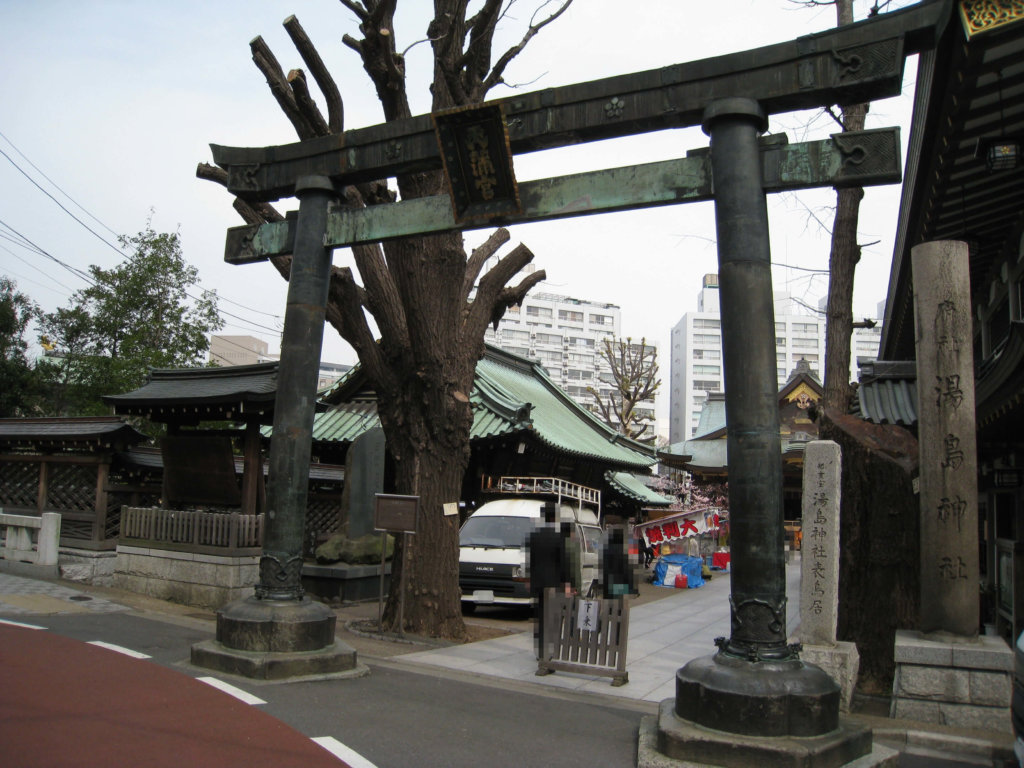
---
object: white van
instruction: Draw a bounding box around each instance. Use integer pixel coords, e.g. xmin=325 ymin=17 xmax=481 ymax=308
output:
xmin=458 ymin=478 xmax=602 ymax=610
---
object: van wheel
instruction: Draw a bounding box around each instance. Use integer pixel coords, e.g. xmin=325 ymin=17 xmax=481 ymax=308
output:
xmin=461 ymin=602 xmax=476 ymax=615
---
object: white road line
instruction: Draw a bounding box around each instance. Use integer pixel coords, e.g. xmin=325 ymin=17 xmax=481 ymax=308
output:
xmin=87 ymin=640 xmax=152 ymax=659
xmin=311 ymin=737 xmax=379 ymax=768
xmin=196 ymin=676 xmax=266 ymax=706
xmin=0 ymin=618 xmax=46 ymax=630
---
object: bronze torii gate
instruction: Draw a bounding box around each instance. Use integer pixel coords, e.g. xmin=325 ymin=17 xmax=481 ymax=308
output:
xmin=193 ymin=1 xmax=948 ymax=761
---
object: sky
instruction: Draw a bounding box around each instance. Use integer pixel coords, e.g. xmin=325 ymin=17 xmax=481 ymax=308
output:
xmin=0 ymin=1 xmax=917 ymax=388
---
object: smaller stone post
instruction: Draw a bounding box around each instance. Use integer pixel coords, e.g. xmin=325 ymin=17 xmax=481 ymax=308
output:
xmin=797 ymin=440 xmax=860 ymax=712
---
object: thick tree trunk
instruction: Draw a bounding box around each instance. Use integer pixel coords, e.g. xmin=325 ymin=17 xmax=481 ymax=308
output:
xmin=373 ymin=230 xmax=478 ymax=638
xmin=820 ymin=410 xmax=919 ymax=695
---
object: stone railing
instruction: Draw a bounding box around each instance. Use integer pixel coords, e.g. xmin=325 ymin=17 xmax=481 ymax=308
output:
xmin=0 ymin=511 xmax=62 ymax=569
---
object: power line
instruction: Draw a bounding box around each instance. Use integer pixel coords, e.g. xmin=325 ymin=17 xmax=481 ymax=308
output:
xmin=0 ymin=128 xmax=121 ymax=238
xmin=0 ymin=217 xmax=96 ymax=286
xmin=0 ymin=145 xmax=128 ymax=260
xmin=0 ymin=127 xmax=284 ymax=326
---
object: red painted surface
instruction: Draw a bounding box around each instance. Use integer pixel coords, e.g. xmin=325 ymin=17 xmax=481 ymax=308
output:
xmin=0 ymin=624 xmax=350 ymax=768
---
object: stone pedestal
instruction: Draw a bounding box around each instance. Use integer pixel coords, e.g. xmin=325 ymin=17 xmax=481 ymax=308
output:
xmin=191 ymin=596 xmax=362 ymax=680
xmin=890 ymin=630 xmax=1013 ymax=733
xmin=799 ymin=642 xmax=861 ymax=714
xmin=638 ymin=701 xmax=899 ymax=768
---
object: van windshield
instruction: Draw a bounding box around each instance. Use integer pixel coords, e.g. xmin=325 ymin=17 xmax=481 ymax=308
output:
xmin=460 ymin=516 xmax=535 ymax=549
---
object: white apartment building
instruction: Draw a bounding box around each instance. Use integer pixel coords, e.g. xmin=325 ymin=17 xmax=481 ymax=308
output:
xmin=209 ymin=335 xmax=271 ymax=367
xmin=484 ymin=291 xmax=657 ymax=437
xmin=668 ymin=275 xmax=881 ymax=442
xmin=210 ymin=334 xmax=349 ymax=390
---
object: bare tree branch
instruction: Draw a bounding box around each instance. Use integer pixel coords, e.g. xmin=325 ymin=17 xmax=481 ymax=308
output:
xmin=339 ymin=0 xmax=370 ymax=22
xmin=287 ymin=69 xmax=331 ymax=136
xmin=462 ymin=227 xmax=511 ymax=301
xmin=284 ymin=15 xmax=345 ymax=132
xmin=250 ymin=36 xmax=318 ymax=139
xmin=483 ymin=0 xmax=573 ymax=94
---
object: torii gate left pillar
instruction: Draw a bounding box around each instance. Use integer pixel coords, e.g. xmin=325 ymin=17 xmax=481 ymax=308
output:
xmin=191 ymin=176 xmax=360 ymax=680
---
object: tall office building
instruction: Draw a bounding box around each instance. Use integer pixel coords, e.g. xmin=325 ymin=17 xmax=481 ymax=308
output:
xmin=484 ymin=291 xmax=657 ymax=438
xmin=668 ymin=274 xmax=880 ymax=443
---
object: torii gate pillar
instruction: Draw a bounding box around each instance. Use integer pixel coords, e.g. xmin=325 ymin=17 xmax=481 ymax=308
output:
xmin=648 ymin=99 xmax=875 ymax=766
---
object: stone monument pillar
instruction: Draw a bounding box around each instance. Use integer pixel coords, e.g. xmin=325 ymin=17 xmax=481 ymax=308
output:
xmin=890 ymin=240 xmax=1011 ymax=730
xmin=797 ymin=440 xmax=860 ymax=712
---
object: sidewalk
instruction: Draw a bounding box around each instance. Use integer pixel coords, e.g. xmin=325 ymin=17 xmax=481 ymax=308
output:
xmin=395 ymin=560 xmax=799 ymax=703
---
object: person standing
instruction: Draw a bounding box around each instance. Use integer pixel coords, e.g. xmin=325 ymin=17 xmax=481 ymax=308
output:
xmin=528 ymin=502 xmax=575 ymax=658
xmin=601 ymin=526 xmax=637 ymax=598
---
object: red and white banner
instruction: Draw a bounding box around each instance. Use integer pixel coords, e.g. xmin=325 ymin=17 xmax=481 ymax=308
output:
xmin=635 ymin=508 xmax=721 ymax=547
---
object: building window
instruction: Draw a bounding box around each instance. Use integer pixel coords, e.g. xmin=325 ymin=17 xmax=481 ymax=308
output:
xmin=558 ymin=309 xmax=583 ymax=322
xmin=692 ymin=379 xmax=720 ymax=391
xmin=567 ymin=336 xmax=595 ymax=348
xmin=791 ymin=337 xmax=818 ymax=349
xmin=775 ymin=322 xmax=786 ymax=333
xmin=693 ymin=365 xmax=721 ymax=376
xmin=694 ymin=349 xmax=721 ymax=360
xmin=776 ymin=337 xmax=786 ymax=347
xmin=589 ymin=313 xmax=612 ymax=325
xmin=693 ymin=333 xmax=721 ymax=345
xmin=535 ymin=333 xmax=562 ymax=345
xmin=792 ymin=322 xmax=819 ymax=334
xmin=567 ymin=369 xmax=593 ymax=380
xmin=693 ymin=318 xmax=721 ymax=329
xmin=503 ymin=329 xmax=530 ymax=341
xmin=526 ymin=305 xmax=552 ymax=318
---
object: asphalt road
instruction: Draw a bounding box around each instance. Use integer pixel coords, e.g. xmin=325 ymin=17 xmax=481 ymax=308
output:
xmin=22 ymin=609 xmax=650 ymax=768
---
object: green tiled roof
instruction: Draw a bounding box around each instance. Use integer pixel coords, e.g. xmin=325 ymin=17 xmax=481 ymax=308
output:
xmin=606 ymin=471 xmax=674 ymax=506
xmin=313 ymin=346 xmax=657 ymax=471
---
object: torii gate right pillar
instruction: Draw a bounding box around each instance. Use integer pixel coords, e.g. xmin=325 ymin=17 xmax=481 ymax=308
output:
xmin=650 ymin=99 xmax=877 ymax=767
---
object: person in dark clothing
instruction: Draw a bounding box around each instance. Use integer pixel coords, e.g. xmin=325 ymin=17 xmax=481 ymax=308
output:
xmin=528 ymin=503 xmax=575 ymax=658
xmin=640 ymin=536 xmax=654 ymax=568
xmin=601 ymin=526 xmax=637 ymax=598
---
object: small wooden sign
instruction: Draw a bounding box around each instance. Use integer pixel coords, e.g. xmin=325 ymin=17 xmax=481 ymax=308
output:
xmin=374 ymin=493 xmax=419 ymax=534
xmin=432 ymin=103 xmax=521 ymax=224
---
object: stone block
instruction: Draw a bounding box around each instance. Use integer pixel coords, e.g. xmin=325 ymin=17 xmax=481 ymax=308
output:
xmin=893 ymin=696 xmax=1012 ymax=734
xmin=953 ymin=635 xmax=1013 ymax=672
xmin=891 ymin=697 xmax=942 ymax=722
xmin=896 ymin=666 xmax=969 ymax=702
xmin=59 ymin=563 xmax=96 ymax=583
xmin=893 ymin=630 xmax=954 ymax=666
xmin=969 ymin=670 xmax=1012 ymax=707
xmin=800 ymin=642 xmax=860 ymax=713
xmin=937 ymin=702 xmax=1012 ymax=733
xmin=115 ymin=545 xmax=150 ymax=557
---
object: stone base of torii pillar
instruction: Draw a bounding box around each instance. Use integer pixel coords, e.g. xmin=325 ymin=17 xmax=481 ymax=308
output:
xmin=191 ymin=596 xmax=365 ymax=681
xmin=637 ymin=701 xmax=899 ymax=768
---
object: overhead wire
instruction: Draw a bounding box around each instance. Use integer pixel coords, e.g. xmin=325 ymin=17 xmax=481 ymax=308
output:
xmin=0 ymin=127 xmax=285 ymax=331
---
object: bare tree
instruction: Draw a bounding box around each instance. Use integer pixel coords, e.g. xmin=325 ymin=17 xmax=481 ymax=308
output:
xmin=821 ymin=0 xmax=869 ymax=413
xmin=198 ymin=1 xmax=572 ymax=640
xmin=587 ymin=337 xmax=660 ymax=442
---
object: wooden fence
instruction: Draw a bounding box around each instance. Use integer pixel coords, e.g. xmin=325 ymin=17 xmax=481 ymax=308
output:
xmin=537 ymin=591 xmax=630 ymax=686
xmin=119 ymin=507 xmax=263 ymax=556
